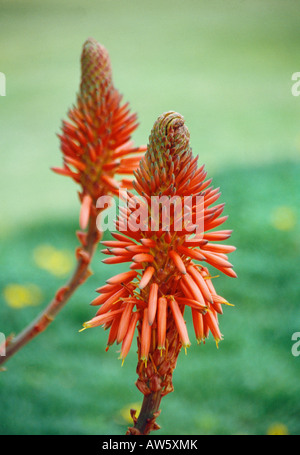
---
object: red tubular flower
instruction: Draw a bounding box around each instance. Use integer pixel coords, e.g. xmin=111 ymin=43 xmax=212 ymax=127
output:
xmin=52 ymin=37 xmax=146 ymax=230
xmin=81 ymin=111 xmax=236 ymax=435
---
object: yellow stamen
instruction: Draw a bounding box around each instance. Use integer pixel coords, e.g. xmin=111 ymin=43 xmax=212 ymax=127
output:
xmin=203 ymin=274 xmax=220 ymax=280
xmin=221 ymin=300 xmax=234 ymax=306
xmin=158 ymin=346 xmax=165 ymax=357
xmin=183 ymin=343 xmax=191 ymax=355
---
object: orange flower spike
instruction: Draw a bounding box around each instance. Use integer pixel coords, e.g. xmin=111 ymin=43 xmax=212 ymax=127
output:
xmin=148 ymin=283 xmax=159 ymax=326
xmin=84 ymin=111 xmax=236 ymax=435
xmin=157 ymin=297 xmax=167 ymax=352
xmin=53 ymin=37 xmax=146 ymax=222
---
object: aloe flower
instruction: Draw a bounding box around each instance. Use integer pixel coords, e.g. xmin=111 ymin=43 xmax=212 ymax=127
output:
xmin=52 ymin=37 xmax=146 ymax=231
xmin=81 ymin=111 xmax=236 ymax=434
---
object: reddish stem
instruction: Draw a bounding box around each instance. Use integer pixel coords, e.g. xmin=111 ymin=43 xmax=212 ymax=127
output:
xmin=127 ymin=390 xmax=162 ymax=435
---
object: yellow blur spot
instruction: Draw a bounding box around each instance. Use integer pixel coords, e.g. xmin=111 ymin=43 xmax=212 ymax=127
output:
xmin=33 ymin=244 xmax=74 ymax=277
xmin=119 ymin=402 xmax=141 ymax=424
xmin=3 ymin=284 xmax=43 ymax=309
xmin=270 ymin=206 xmax=297 ymax=231
xmin=267 ymin=423 xmax=289 ymax=435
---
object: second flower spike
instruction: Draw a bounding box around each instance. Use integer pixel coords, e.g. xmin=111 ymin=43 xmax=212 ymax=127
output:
xmin=81 ymin=111 xmax=236 ymax=434
xmin=52 ymin=37 xmax=146 ymax=230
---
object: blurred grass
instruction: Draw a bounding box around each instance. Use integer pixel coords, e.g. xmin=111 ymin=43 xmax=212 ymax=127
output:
xmin=1 ymin=0 xmax=300 ymax=435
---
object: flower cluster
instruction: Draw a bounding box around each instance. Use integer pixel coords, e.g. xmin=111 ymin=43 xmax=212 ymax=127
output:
xmin=82 ymin=111 xmax=236 ymax=404
xmin=52 ymin=37 xmax=146 ymax=231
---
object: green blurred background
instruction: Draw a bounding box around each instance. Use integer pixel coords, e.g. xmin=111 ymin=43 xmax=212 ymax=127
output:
xmin=0 ymin=0 xmax=300 ymax=435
